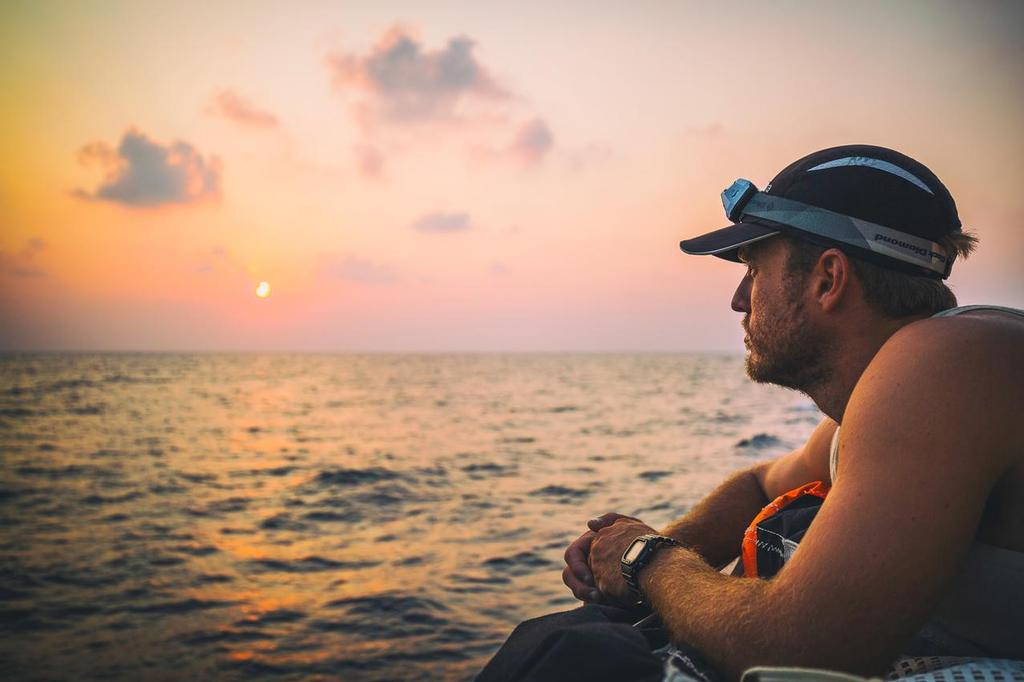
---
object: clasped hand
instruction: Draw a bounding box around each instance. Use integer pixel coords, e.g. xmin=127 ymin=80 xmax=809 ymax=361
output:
xmin=562 ymin=512 xmax=658 ymax=607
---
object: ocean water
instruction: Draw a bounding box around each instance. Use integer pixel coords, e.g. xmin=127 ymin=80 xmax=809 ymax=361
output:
xmin=0 ymin=353 xmax=821 ymax=681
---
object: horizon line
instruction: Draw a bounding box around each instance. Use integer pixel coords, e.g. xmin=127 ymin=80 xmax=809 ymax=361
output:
xmin=0 ymin=347 xmax=745 ymax=356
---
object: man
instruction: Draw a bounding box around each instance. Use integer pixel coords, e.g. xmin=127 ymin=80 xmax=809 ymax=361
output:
xmin=481 ymin=145 xmax=1024 ymax=680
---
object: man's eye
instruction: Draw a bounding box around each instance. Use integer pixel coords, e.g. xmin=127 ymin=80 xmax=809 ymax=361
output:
xmin=746 ymin=266 xmax=756 ymax=278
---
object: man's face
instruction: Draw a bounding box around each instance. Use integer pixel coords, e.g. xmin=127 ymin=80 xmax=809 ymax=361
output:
xmin=734 ymin=239 xmax=832 ymax=392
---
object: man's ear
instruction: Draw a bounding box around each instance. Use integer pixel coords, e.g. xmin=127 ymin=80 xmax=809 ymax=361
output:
xmin=814 ymin=248 xmax=851 ymax=312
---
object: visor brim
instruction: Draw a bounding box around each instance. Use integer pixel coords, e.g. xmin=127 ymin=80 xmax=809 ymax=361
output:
xmin=679 ymin=222 xmax=780 ymax=262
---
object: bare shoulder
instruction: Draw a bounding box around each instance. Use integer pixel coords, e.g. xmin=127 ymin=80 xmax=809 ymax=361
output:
xmin=850 ymin=310 xmax=1024 ymax=471
xmin=884 ymin=308 xmax=1024 ymax=369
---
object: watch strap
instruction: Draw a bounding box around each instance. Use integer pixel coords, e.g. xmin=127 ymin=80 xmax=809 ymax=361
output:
xmin=620 ymin=534 xmax=682 ymax=605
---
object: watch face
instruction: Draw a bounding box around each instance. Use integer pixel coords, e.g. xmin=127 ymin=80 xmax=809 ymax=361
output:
xmin=624 ymin=538 xmax=646 ymax=563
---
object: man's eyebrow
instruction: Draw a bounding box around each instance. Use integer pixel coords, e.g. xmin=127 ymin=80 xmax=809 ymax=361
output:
xmin=737 ymin=246 xmax=750 ymax=263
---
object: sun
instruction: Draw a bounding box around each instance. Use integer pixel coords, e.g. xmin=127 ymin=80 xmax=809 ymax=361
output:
xmin=255 ymin=281 xmax=271 ymax=298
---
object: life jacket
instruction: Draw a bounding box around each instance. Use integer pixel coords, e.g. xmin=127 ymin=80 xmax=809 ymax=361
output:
xmin=741 ymin=481 xmax=830 ymax=578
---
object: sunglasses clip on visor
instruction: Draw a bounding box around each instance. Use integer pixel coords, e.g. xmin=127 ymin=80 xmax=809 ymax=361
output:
xmin=719 ymin=179 xmax=954 ymax=279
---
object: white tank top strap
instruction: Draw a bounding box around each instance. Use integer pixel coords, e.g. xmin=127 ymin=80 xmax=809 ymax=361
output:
xmin=829 ymin=426 xmax=841 ymax=483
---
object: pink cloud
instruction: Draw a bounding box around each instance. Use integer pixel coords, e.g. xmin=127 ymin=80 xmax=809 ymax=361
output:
xmin=353 ymin=144 xmax=384 ymax=178
xmin=0 ymin=237 xmax=49 ymax=278
xmin=326 ymin=27 xmax=507 ymax=125
xmin=75 ymin=129 xmax=221 ymax=207
xmin=323 ymin=254 xmax=399 ymax=285
xmin=509 ymin=118 xmax=554 ymax=166
xmin=327 ymin=27 xmax=558 ymax=176
xmin=466 ymin=117 xmax=557 ymax=169
xmin=411 ymin=211 xmax=472 ymax=233
xmin=209 ymin=90 xmax=279 ymax=128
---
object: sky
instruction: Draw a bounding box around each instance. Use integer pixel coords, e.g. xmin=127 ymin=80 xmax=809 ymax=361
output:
xmin=1 ymin=0 xmax=1022 ymax=352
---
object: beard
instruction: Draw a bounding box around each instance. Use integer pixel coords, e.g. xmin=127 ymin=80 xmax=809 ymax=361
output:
xmin=742 ymin=295 xmax=833 ymax=393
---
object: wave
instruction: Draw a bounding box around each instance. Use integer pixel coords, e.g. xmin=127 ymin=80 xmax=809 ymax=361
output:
xmin=247 ymin=556 xmax=381 ymax=573
xmin=314 ymin=467 xmax=400 ymax=486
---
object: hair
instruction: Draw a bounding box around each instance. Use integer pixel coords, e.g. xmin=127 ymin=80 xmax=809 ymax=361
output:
xmin=781 ymin=231 xmax=979 ymax=319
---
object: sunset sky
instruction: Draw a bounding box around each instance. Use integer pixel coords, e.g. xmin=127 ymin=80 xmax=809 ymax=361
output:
xmin=2 ymin=0 xmax=1022 ymax=351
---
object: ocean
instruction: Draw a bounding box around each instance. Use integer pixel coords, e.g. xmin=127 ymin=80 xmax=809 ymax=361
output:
xmin=0 ymin=353 xmax=821 ymax=681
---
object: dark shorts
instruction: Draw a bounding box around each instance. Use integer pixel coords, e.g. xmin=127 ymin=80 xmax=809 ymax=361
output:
xmin=476 ymin=604 xmax=721 ymax=682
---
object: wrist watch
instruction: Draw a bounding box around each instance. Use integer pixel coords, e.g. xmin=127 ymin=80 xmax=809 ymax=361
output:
xmin=620 ymin=534 xmax=682 ymax=605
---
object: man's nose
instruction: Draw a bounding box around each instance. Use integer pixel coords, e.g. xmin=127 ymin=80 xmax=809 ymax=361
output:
xmin=731 ymin=273 xmax=752 ymax=313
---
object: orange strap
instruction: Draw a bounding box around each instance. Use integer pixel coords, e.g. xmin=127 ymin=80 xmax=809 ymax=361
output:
xmin=741 ymin=480 xmax=830 ymax=578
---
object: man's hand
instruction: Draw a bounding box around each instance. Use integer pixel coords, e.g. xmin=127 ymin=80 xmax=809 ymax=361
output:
xmin=562 ymin=513 xmax=639 ymax=602
xmin=589 ymin=517 xmax=659 ymax=606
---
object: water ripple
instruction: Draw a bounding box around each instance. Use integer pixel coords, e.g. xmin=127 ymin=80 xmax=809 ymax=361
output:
xmin=0 ymin=352 xmax=820 ymax=681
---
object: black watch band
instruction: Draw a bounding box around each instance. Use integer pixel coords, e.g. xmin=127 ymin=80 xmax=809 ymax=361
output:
xmin=620 ymin=534 xmax=682 ymax=605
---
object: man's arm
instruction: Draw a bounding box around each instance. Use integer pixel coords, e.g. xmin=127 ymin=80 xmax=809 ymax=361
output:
xmin=564 ymin=417 xmax=836 ymax=601
xmin=661 ymin=417 xmax=837 ymax=567
xmin=594 ymin=318 xmax=1021 ymax=678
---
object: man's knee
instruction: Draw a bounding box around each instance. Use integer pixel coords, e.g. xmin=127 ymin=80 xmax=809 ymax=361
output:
xmin=477 ymin=605 xmax=661 ymax=682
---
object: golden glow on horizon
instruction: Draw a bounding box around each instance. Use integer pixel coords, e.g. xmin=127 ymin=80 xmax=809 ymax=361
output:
xmin=0 ymin=2 xmax=1021 ymax=351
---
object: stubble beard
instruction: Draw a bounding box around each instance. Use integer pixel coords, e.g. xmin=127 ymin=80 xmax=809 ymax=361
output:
xmin=742 ymin=297 xmax=833 ymax=394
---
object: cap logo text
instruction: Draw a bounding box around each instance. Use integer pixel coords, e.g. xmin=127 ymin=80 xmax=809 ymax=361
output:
xmin=873 ymin=233 xmax=947 ymax=263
